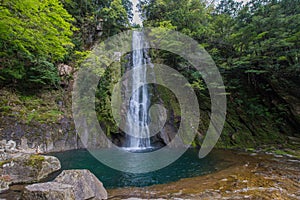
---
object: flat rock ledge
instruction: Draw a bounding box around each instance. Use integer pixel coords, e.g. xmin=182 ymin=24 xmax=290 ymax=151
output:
xmin=22 ymin=169 xmax=108 ymax=200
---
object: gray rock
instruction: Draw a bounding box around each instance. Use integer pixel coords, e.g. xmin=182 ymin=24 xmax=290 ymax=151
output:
xmin=20 ymin=137 xmax=29 ymax=150
xmin=37 ymin=156 xmax=61 ymax=180
xmin=0 ymin=116 xmax=85 ymax=153
xmin=3 ymin=153 xmax=61 ymax=184
xmin=6 ymin=140 xmax=16 ymax=151
xmin=0 ymin=179 xmax=10 ymax=193
xmin=54 ymin=169 xmax=107 ymax=200
xmin=22 ymin=182 xmax=75 ymax=200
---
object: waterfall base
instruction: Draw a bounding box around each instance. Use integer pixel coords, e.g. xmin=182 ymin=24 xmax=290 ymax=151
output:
xmin=121 ymin=146 xmax=157 ymax=153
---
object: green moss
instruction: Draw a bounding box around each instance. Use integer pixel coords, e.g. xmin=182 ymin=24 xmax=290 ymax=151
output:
xmin=0 ymin=160 xmax=11 ymax=167
xmin=0 ymin=88 xmax=70 ymax=124
xmin=0 ymin=105 xmax=11 ymax=113
xmin=272 ymin=149 xmax=300 ymax=158
xmin=273 ymin=149 xmax=288 ymax=155
xmin=155 ymin=85 xmax=181 ymax=121
xmin=245 ymin=147 xmax=256 ymax=152
xmin=25 ymin=109 xmax=63 ymax=124
xmin=25 ymin=155 xmax=45 ymax=169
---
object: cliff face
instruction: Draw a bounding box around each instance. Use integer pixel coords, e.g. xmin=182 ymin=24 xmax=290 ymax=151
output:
xmin=0 ymin=89 xmax=81 ymax=153
xmin=0 ymin=70 xmax=299 ymax=153
xmin=0 ymin=116 xmax=81 ymax=153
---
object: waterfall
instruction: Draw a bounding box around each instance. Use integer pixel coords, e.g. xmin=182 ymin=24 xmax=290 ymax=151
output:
xmin=126 ymin=31 xmax=152 ymax=150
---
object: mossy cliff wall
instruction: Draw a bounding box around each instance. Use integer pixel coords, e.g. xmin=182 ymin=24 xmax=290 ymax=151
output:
xmin=0 ymin=67 xmax=299 ymax=152
xmin=0 ymin=89 xmax=82 ymax=152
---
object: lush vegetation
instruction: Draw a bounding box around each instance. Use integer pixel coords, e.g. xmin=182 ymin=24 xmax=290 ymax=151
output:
xmin=0 ymin=0 xmax=74 ymax=88
xmin=0 ymin=0 xmax=299 ymax=150
xmin=0 ymin=0 xmax=131 ymax=89
xmin=137 ymin=0 xmax=300 ymax=148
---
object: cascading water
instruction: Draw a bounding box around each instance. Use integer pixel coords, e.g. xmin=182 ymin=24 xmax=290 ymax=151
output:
xmin=126 ymin=31 xmax=152 ymax=150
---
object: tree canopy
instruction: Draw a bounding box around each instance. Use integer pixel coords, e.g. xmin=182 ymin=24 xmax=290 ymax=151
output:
xmin=0 ymin=0 xmax=131 ymax=89
xmin=0 ymin=0 xmax=74 ymax=87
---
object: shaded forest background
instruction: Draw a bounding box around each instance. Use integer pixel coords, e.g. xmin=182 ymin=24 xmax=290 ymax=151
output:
xmin=0 ymin=0 xmax=299 ymax=152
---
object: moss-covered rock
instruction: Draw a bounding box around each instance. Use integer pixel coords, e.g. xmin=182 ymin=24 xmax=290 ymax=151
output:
xmin=1 ymin=153 xmax=61 ymax=184
xmin=25 ymin=155 xmax=45 ymax=169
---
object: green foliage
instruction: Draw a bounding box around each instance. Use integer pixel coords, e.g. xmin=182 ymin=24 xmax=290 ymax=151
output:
xmin=99 ymin=0 xmax=130 ymax=36
xmin=0 ymin=0 xmax=75 ymax=88
xmin=142 ymin=0 xmax=211 ymax=39
xmin=0 ymin=0 xmax=298 ymax=150
xmin=61 ymin=0 xmax=131 ymax=46
xmin=0 ymin=0 xmax=132 ymax=89
xmin=141 ymin=0 xmax=300 ymax=148
xmin=122 ymin=0 xmax=133 ymax=21
xmin=95 ymin=62 xmax=122 ymax=135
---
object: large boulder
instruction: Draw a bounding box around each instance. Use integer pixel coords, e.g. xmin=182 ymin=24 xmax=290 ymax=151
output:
xmin=54 ymin=170 xmax=107 ymax=200
xmin=22 ymin=182 xmax=75 ymax=200
xmin=2 ymin=153 xmax=61 ymax=184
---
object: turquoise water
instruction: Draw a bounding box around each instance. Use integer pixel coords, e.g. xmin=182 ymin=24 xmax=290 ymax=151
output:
xmin=51 ymin=148 xmax=225 ymax=189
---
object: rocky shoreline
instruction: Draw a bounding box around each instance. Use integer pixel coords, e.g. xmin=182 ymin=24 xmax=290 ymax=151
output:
xmin=107 ymin=151 xmax=300 ymax=200
xmin=0 ymin=143 xmax=299 ymax=200
xmin=0 ymin=149 xmax=61 ymax=193
xmin=0 ymin=142 xmax=108 ymax=200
